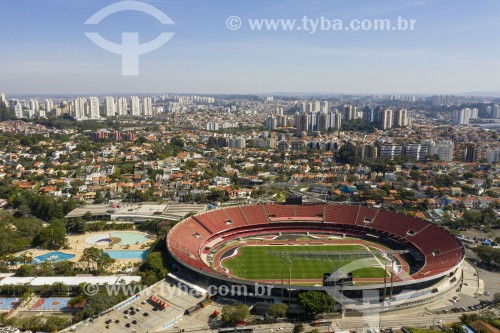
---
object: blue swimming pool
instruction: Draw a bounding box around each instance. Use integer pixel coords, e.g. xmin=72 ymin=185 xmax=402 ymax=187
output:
xmin=104 ymin=250 xmax=149 ymax=260
xmin=86 ymin=232 xmax=150 ymax=246
xmin=33 ymin=252 xmax=76 ymax=264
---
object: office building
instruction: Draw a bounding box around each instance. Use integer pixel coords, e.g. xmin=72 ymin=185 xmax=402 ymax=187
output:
xmin=142 ymin=97 xmax=153 ymax=116
xmin=29 ymin=99 xmax=39 ymax=111
xmin=313 ymin=101 xmax=321 ymax=113
xmin=73 ymin=97 xmax=86 ymax=120
xmin=431 ymin=95 xmax=461 ymax=107
xmin=380 ymin=144 xmax=403 ymax=160
xmin=493 ymin=104 xmax=500 ymax=119
xmin=88 ymin=97 xmax=100 ymax=119
xmin=228 ymin=137 xmax=246 ymax=149
xmin=363 ymin=106 xmax=376 ymax=123
xmin=453 ymin=108 xmax=477 ymax=125
xmin=426 ymin=140 xmax=454 ymax=162
xmin=460 ymin=145 xmax=478 ymax=162
xmin=486 ymin=150 xmax=500 ymax=163
xmin=404 ymin=143 xmax=428 ymax=161
xmin=333 ymin=112 xmax=342 ymax=130
xmin=44 ymin=99 xmax=53 ymax=113
xmin=320 ymin=101 xmax=329 ymax=113
xmin=344 ymin=105 xmax=357 ymax=121
xmin=393 ymin=108 xmax=409 ymax=127
xmin=378 ymin=109 xmax=393 ymax=130
xmin=266 ymin=115 xmax=277 ymax=130
xmin=206 ymin=122 xmax=219 ymax=131
xmin=116 ymin=97 xmax=128 ymax=116
xmin=130 ymin=96 xmax=140 ymax=116
xmin=103 ymin=96 xmax=116 ymax=117
xmin=355 ymin=143 xmax=378 ymax=160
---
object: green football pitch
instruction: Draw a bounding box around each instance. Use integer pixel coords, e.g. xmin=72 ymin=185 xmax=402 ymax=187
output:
xmin=222 ymin=245 xmax=387 ymax=280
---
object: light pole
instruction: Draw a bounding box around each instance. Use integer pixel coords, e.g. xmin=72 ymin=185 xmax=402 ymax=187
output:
xmin=244 ymin=269 xmax=247 ymax=304
xmin=288 ymin=258 xmax=292 ymax=305
xmin=281 ymin=257 xmax=284 ymax=300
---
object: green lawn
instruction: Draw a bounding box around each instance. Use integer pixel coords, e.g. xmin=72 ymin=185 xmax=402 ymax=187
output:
xmin=351 ymin=267 xmax=387 ymax=278
xmin=273 ymin=192 xmax=287 ymax=203
xmin=222 ymin=245 xmax=386 ymax=280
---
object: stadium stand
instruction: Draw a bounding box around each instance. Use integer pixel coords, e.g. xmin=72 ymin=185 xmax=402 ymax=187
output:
xmin=265 ymin=204 xmax=296 ymax=218
xmin=223 ymin=206 xmax=249 ymax=227
xmin=167 ymin=204 xmax=463 ymax=281
xmin=295 ymin=205 xmax=324 ymax=218
xmin=240 ymin=205 xmax=269 ymax=225
xmin=324 ymin=205 xmax=358 ymax=225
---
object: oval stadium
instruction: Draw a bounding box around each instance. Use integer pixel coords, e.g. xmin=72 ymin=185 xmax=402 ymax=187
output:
xmin=167 ymin=204 xmax=464 ymax=313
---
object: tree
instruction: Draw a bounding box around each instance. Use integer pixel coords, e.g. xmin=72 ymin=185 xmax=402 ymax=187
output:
xmin=184 ymin=160 xmax=197 ymax=170
xmin=451 ymin=323 xmax=467 ymax=333
xmin=293 ymin=323 xmax=304 ymax=333
xmin=298 ymin=291 xmax=334 ymax=315
xmin=19 ymin=252 xmax=33 ymax=265
xmin=460 ymin=313 xmax=479 ymax=324
xmin=478 ymin=309 xmax=496 ymax=321
xmin=22 ymin=316 xmax=45 ymax=332
xmin=18 ymin=204 xmax=31 ymax=217
xmin=81 ymin=247 xmax=115 ymax=273
xmin=473 ymin=245 xmax=500 ymax=266
xmin=52 ymin=282 xmax=68 ymax=294
xmin=36 ymin=219 xmax=67 ymax=249
xmin=94 ymin=190 xmax=104 ymax=204
xmin=67 ymin=218 xmax=86 ymax=234
xmin=431 ymin=174 xmax=454 ymax=187
xmin=62 ymin=199 xmax=78 ymax=215
xmin=170 ymin=136 xmax=184 ymax=149
xmin=221 ymin=303 xmax=250 ymax=326
xmin=0 ymin=101 xmax=15 ymax=120
xmin=15 ymin=264 xmax=35 ymax=277
xmin=139 ymin=251 xmax=168 ymax=285
xmin=0 ymin=220 xmax=31 ymax=256
xmin=493 ymin=292 xmax=500 ymax=307
xmin=44 ymin=316 xmax=69 ymax=332
xmin=266 ymin=303 xmax=288 ymax=319
xmin=54 ymin=260 xmax=76 ymax=276
xmin=13 ymin=218 xmax=44 ymax=240
xmin=84 ymin=211 xmax=93 ymax=221
xmin=72 ymin=289 xmax=127 ymax=322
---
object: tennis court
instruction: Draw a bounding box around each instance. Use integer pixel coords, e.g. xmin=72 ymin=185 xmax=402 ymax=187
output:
xmin=0 ymin=298 xmax=20 ymax=311
xmin=31 ymin=297 xmax=71 ymax=311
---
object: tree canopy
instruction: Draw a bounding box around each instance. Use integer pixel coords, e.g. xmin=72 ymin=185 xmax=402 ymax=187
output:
xmin=221 ymin=303 xmax=250 ymax=326
xmin=266 ymin=303 xmax=288 ymax=319
xmin=298 ymin=290 xmax=335 ymax=315
xmin=81 ymin=247 xmax=115 ymax=274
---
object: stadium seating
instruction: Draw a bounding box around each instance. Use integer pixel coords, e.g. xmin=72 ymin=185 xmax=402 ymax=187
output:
xmin=265 ymin=204 xmax=296 ymax=218
xmin=193 ymin=214 xmax=219 ymax=234
xmin=420 ymin=247 xmax=463 ymax=274
xmin=324 ymin=205 xmax=358 ymax=225
xmin=167 ymin=204 xmax=464 ymax=281
xmin=240 ymin=205 xmax=269 ymax=225
xmin=223 ymin=207 xmax=249 ymax=227
xmin=371 ymin=210 xmax=428 ymax=238
xmin=411 ymin=224 xmax=462 ymax=256
xmin=206 ymin=209 xmax=234 ymax=233
xmin=294 ymin=205 xmax=324 ymax=218
xmin=355 ymin=206 xmax=379 ymax=225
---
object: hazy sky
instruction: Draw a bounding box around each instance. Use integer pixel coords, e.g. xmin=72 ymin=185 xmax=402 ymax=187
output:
xmin=1 ymin=0 xmax=500 ymax=95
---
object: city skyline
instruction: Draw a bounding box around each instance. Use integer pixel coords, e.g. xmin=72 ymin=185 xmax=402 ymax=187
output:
xmin=1 ymin=0 xmax=500 ymax=95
